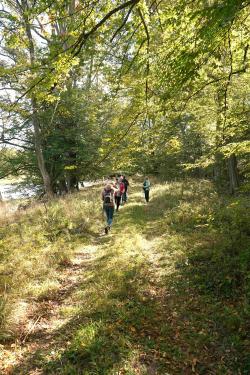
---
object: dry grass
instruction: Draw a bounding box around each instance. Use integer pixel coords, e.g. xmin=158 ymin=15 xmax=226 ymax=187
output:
xmin=0 ymin=186 xmax=104 ymax=340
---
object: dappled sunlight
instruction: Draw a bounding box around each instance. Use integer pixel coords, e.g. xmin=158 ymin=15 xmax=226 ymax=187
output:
xmin=1 ymin=179 xmax=249 ymax=374
xmin=123 ymin=199 xmax=145 ymax=208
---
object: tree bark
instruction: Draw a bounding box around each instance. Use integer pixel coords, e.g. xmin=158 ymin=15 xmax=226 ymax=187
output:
xmin=227 ymin=153 xmax=240 ymax=194
xmin=31 ymin=98 xmax=54 ymax=198
xmin=214 ymin=87 xmax=225 ymax=185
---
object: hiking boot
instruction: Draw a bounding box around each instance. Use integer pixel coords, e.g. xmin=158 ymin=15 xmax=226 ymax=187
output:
xmin=105 ymin=226 xmax=109 ymax=234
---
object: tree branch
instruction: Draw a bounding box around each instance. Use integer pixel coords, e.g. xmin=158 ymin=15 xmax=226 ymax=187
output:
xmin=31 ymin=24 xmax=50 ymax=43
xmin=72 ymin=0 xmax=140 ymax=57
xmin=181 ymin=62 xmax=248 ymax=112
xmin=138 ymin=8 xmax=150 ymax=105
xmin=1 ymin=135 xmax=33 ymax=145
xmin=93 ymin=112 xmax=142 ymax=167
xmin=110 ymin=2 xmax=137 ymax=42
xmin=9 ymin=0 xmax=140 ymax=108
xmin=0 ymin=139 xmax=34 ymax=150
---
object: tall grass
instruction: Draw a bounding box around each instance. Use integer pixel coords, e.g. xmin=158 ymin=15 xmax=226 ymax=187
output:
xmin=0 ymin=186 xmax=103 ymax=341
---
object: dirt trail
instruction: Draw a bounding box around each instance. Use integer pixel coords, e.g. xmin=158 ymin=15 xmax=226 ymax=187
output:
xmin=0 ymin=241 xmax=101 ymax=374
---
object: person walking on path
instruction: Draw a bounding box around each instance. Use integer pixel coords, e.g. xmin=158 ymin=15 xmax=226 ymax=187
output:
xmin=102 ymin=183 xmax=115 ymax=234
xmin=122 ymin=175 xmax=129 ymax=203
xmin=114 ymin=177 xmax=125 ymax=211
xmin=143 ymin=177 xmax=150 ymax=203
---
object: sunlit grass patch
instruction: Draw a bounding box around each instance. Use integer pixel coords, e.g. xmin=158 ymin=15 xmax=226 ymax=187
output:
xmin=4 ymin=299 xmax=29 ymax=332
xmin=26 ymin=279 xmax=61 ymax=300
xmin=59 ymin=305 xmax=82 ymax=319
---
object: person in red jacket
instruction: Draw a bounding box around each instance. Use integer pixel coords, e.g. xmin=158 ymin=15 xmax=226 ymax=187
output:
xmin=114 ymin=177 xmax=125 ymax=211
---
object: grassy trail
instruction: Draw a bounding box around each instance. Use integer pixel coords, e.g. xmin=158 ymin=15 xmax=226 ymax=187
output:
xmin=0 ymin=181 xmax=249 ymax=374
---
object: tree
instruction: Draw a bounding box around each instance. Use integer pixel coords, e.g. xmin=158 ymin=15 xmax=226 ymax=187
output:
xmin=0 ymin=0 xmax=249 ymax=194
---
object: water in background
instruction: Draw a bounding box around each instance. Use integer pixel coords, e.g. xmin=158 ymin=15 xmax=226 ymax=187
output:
xmin=0 ymin=184 xmax=40 ymax=201
xmin=0 ymin=181 xmax=95 ymax=201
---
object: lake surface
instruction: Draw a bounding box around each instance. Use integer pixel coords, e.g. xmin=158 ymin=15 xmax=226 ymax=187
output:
xmin=0 ymin=181 xmax=95 ymax=201
xmin=0 ymin=184 xmax=40 ymax=201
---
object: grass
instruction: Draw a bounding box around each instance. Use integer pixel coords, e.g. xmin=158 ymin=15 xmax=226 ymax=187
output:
xmin=0 ymin=186 xmax=103 ymax=341
xmin=0 ymin=178 xmax=249 ymax=374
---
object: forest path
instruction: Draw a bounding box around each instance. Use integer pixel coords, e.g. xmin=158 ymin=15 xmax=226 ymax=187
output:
xmin=1 ymin=182 xmax=241 ymax=374
xmin=1 ymin=240 xmax=100 ymax=374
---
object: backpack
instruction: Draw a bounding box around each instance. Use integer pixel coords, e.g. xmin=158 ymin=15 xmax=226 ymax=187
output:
xmin=143 ymin=180 xmax=150 ymax=191
xmin=103 ymin=189 xmax=114 ymax=206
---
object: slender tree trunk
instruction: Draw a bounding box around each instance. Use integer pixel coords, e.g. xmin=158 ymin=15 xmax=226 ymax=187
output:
xmin=31 ymin=98 xmax=54 ymax=198
xmin=87 ymin=54 xmax=94 ymax=89
xmin=227 ymin=153 xmax=240 ymax=194
xmin=214 ymin=88 xmax=225 ymax=185
xmin=21 ymin=0 xmax=53 ymax=198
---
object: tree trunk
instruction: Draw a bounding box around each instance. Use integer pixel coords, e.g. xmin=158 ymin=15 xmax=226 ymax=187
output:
xmin=21 ymin=0 xmax=53 ymax=198
xmin=87 ymin=54 xmax=94 ymax=89
xmin=227 ymin=153 xmax=240 ymax=194
xmin=31 ymin=98 xmax=54 ymax=198
xmin=214 ymin=87 xmax=225 ymax=186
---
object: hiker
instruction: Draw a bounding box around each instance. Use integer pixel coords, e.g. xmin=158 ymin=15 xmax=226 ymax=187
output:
xmin=122 ymin=175 xmax=130 ymax=203
xmin=143 ymin=176 xmax=150 ymax=203
xmin=114 ymin=177 xmax=125 ymax=211
xmin=102 ymin=183 xmax=116 ymax=234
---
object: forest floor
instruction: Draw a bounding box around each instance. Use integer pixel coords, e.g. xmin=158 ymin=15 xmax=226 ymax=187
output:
xmin=0 ymin=180 xmax=249 ymax=374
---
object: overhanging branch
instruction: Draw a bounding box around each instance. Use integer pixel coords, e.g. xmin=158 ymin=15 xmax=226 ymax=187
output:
xmin=110 ymin=2 xmax=137 ymax=42
xmin=72 ymin=0 xmax=140 ymax=57
xmin=10 ymin=0 xmax=141 ymax=107
xmin=138 ymin=8 xmax=150 ymax=105
xmin=0 ymin=139 xmax=34 ymax=150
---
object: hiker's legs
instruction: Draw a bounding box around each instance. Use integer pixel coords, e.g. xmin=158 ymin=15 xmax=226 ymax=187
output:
xmin=107 ymin=206 xmax=114 ymax=226
xmin=122 ymin=192 xmax=127 ymax=202
xmin=145 ymin=190 xmax=149 ymax=202
xmin=104 ymin=206 xmax=109 ymax=225
xmin=115 ymin=196 xmax=121 ymax=211
xmin=103 ymin=206 xmax=114 ymax=233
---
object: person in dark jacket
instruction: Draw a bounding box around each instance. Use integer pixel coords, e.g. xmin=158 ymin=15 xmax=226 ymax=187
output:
xmin=122 ymin=175 xmax=129 ymax=203
xmin=114 ymin=178 xmax=125 ymax=211
xmin=142 ymin=177 xmax=150 ymax=203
